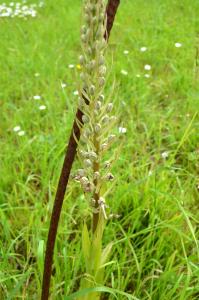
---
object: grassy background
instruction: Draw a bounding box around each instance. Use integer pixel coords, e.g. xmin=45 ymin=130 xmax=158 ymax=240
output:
xmin=0 ymin=0 xmax=199 ymax=299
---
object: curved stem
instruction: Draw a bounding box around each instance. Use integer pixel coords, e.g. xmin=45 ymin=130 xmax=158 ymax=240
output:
xmin=41 ymin=1 xmax=120 ymax=299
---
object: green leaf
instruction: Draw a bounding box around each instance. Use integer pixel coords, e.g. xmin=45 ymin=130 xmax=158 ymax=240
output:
xmin=82 ymin=223 xmax=91 ymax=272
xmin=100 ymin=242 xmax=113 ymax=267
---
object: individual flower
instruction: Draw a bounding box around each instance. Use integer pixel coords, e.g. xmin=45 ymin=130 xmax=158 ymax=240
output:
xmin=161 ymin=151 xmax=169 ymax=159
xmin=39 ymin=105 xmax=46 ymax=110
xmin=144 ymin=64 xmax=151 ymax=71
xmin=68 ymin=64 xmax=75 ymax=69
xmin=76 ymin=64 xmax=82 ymax=70
xmin=121 ymin=69 xmax=128 ymax=76
xmin=136 ymin=74 xmax=141 ymax=78
xmin=175 ymin=42 xmax=182 ymax=48
xmin=123 ymin=50 xmax=129 ymax=55
xmin=18 ymin=130 xmax=25 ymax=136
xmin=61 ymin=82 xmax=67 ymax=88
xmin=13 ymin=126 xmax=21 ymax=132
xmin=33 ymin=95 xmax=41 ymax=100
xmin=140 ymin=46 xmax=147 ymax=52
xmin=144 ymin=74 xmax=150 ymax=78
xmin=73 ymin=90 xmax=79 ymax=95
xmin=118 ymin=127 xmax=127 ymax=133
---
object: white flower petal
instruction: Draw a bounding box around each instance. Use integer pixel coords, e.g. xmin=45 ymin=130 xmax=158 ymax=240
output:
xmin=175 ymin=42 xmax=182 ymax=48
xmin=140 ymin=47 xmax=147 ymax=52
xmin=118 ymin=127 xmax=127 ymax=133
xmin=121 ymin=69 xmax=128 ymax=76
xmin=18 ymin=130 xmax=25 ymax=136
xmin=39 ymin=105 xmax=46 ymax=110
xmin=13 ymin=126 xmax=21 ymax=132
xmin=144 ymin=64 xmax=151 ymax=71
xmin=33 ymin=95 xmax=41 ymax=100
xmin=161 ymin=151 xmax=169 ymax=159
xmin=68 ymin=64 xmax=75 ymax=69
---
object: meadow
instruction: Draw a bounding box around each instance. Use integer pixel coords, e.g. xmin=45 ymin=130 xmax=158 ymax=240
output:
xmin=0 ymin=0 xmax=199 ymax=299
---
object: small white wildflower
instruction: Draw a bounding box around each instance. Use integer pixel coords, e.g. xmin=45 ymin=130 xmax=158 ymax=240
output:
xmin=118 ymin=127 xmax=127 ymax=134
xmin=34 ymin=73 xmax=40 ymax=77
xmin=13 ymin=126 xmax=21 ymax=132
xmin=144 ymin=74 xmax=150 ymax=78
xmin=175 ymin=42 xmax=182 ymax=48
xmin=161 ymin=151 xmax=169 ymax=159
xmin=123 ymin=50 xmax=129 ymax=55
xmin=39 ymin=105 xmax=46 ymax=110
xmin=18 ymin=130 xmax=25 ymax=136
xmin=73 ymin=90 xmax=79 ymax=95
xmin=136 ymin=74 xmax=141 ymax=78
xmin=148 ymin=170 xmax=153 ymax=176
xmin=61 ymin=82 xmax=67 ymax=88
xmin=68 ymin=64 xmax=75 ymax=68
xmin=144 ymin=64 xmax=151 ymax=71
xmin=121 ymin=69 xmax=128 ymax=76
xmin=33 ymin=95 xmax=41 ymax=100
xmin=140 ymin=47 xmax=147 ymax=52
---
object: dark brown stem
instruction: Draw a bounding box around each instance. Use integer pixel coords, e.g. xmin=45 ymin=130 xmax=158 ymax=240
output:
xmin=41 ymin=1 xmax=120 ymax=299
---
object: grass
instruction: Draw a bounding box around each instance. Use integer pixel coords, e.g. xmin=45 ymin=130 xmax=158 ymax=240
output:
xmin=0 ymin=0 xmax=199 ymax=299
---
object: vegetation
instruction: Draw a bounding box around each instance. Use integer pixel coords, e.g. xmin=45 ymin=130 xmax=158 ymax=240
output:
xmin=0 ymin=0 xmax=199 ymax=299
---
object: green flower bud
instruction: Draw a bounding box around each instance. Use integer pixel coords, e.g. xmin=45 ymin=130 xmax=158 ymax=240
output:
xmin=90 ymin=85 xmax=95 ymax=95
xmin=101 ymin=143 xmax=108 ymax=150
xmin=106 ymin=103 xmax=113 ymax=112
xmin=77 ymin=169 xmax=85 ymax=177
xmin=82 ymin=115 xmax=89 ymax=123
xmin=99 ymin=94 xmax=104 ymax=101
xmin=95 ymin=123 xmax=101 ymax=133
xmin=88 ymin=151 xmax=98 ymax=160
xmin=81 ymin=34 xmax=87 ymax=43
xmin=95 ymin=101 xmax=102 ymax=110
xmin=106 ymin=173 xmax=114 ymax=181
xmin=99 ymin=77 xmax=105 ymax=87
xmin=102 ymin=115 xmax=109 ymax=123
xmin=81 ymin=25 xmax=87 ymax=34
xmin=99 ymin=65 xmax=106 ymax=76
xmin=79 ymin=55 xmax=84 ymax=64
xmin=84 ymin=159 xmax=92 ymax=167
xmin=108 ymin=134 xmax=116 ymax=142
xmin=99 ymin=55 xmax=105 ymax=65
xmin=92 ymin=16 xmax=97 ymax=25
